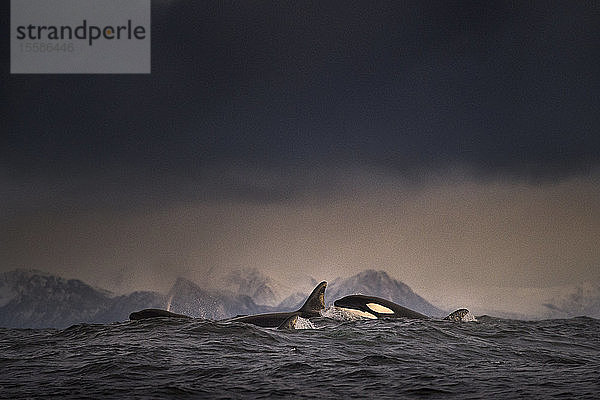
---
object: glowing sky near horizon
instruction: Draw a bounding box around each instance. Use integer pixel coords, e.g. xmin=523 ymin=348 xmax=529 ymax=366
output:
xmin=3 ymin=170 xmax=599 ymax=315
xmin=2 ymin=2 xmax=600 ymax=316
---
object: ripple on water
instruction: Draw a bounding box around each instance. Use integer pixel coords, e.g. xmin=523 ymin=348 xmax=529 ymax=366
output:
xmin=0 ymin=316 xmax=598 ymax=399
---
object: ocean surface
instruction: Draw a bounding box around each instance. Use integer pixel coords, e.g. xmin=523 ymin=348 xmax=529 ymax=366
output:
xmin=1 ymin=312 xmax=598 ymax=399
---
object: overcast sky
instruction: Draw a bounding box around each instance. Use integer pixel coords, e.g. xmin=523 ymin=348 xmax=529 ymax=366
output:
xmin=2 ymin=2 xmax=599 ymax=314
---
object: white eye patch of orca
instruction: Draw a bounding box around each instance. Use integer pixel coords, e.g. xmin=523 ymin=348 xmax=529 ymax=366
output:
xmin=337 ymin=307 xmax=377 ymax=319
xmin=366 ymin=303 xmax=394 ymax=314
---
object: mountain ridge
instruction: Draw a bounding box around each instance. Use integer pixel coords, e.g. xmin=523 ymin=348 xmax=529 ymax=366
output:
xmin=0 ymin=269 xmax=165 ymax=328
xmin=327 ymin=270 xmax=445 ymax=317
xmin=2 ymin=268 xmax=447 ymax=327
xmin=5 ymin=268 xmax=596 ymax=327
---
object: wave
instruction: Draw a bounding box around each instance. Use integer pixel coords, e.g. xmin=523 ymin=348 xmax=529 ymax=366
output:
xmin=1 ymin=315 xmax=598 ymax=399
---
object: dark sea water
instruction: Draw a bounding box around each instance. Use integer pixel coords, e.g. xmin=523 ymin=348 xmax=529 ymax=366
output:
xmin=1 ymin=313 xmax=598 ymax=399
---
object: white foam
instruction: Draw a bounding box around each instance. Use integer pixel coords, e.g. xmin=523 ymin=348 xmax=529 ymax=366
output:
xmin=294 ymin=316 xmax=315 ymax=329
xmin=460 ymin=311 xmax=477 ymax=322
xmin=165 ymin=294 xmax=174 ymax=312
xmin=322 ymin=306 xmax=376 ymax=320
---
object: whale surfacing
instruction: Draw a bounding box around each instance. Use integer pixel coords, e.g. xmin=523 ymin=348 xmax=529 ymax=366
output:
xmin=443 ymin=308 xmax=477 ymax=322
xmin=334 ymin=295 xmax=429 ymax=319
xmin=277 ymin=314 xmax=299 ymax=330
xmin=225 ymin=281 xmax=327 ymax=328
xmin=334 ymin=295 xmax=472 ymax=321
xmin=128 ymin=281 xmax=327 ymax=328
xmin=129 ymin=308 xmax=191 ymax=320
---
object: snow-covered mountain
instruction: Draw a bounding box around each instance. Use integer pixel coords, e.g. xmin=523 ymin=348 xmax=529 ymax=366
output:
xmin=277 ymin=270 xmax=444 ymax=317
xmin=201 ymin=267 xmax=281 ymax=306
xmin=166 ymin=277 xmax=272 ymax=319
xmin=327 ymin=270 xmax=445 ymax=317
xmin=95 ymin=290 xmax=167 ymax=323
xmin=0 ymin=269 xmax=298 ymax=327
xmin=542 ymin=283 xmax=600 ymax=319
xmin=0 ymin=270 xmax=165 ymax=328
xmin=11 ymin=268 xmax=575 ymax=328
xmin=190 ymin=267 xmax=322 ymax=307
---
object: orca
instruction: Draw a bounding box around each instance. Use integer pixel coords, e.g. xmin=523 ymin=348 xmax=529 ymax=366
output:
xmin=225 ymin=281 xmax=327 ymax=328
xmin=443 ymin=308 xmax=475 ymax=322
xmin=277 ymin=314 xmax=299 ymax=330
xmin=129 ymin=308 xmax=191 ymax=320
xmin=128 ymin=281 xmax=327 ymax=328
xmin=334 ymin=295 xmax=473 ymax=321
xmin=334 ymin=295 xmax=429 ymax=319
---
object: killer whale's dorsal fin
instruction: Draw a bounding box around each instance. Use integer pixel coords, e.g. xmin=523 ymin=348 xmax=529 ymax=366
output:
xmin=298 ymin=281 xmax=327 ymax=317
xmin=277 ymin=314 xmax=299 ymax=330
xmin=444 ymin=308 xmax=476 ymax=322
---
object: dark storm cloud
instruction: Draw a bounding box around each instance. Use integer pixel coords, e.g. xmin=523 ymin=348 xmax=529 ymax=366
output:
xmin=3 ymin=2 xmax=600 ymax=315
xmin=3 ymin=1 xmax=600 ymax=187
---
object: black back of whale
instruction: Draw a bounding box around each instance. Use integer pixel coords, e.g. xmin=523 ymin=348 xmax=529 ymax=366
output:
xmin=334 ymin=295 xmax=430 ymax=319
xmin=225 ymin=281 xmax=327 ymax=328
xmin=129 ymin=308 xmax=191 ymax=320
xmin=334 ymin=295 xmax=471 ymax=321
xmin=128 ymin=281 xmax=327 ymax=328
